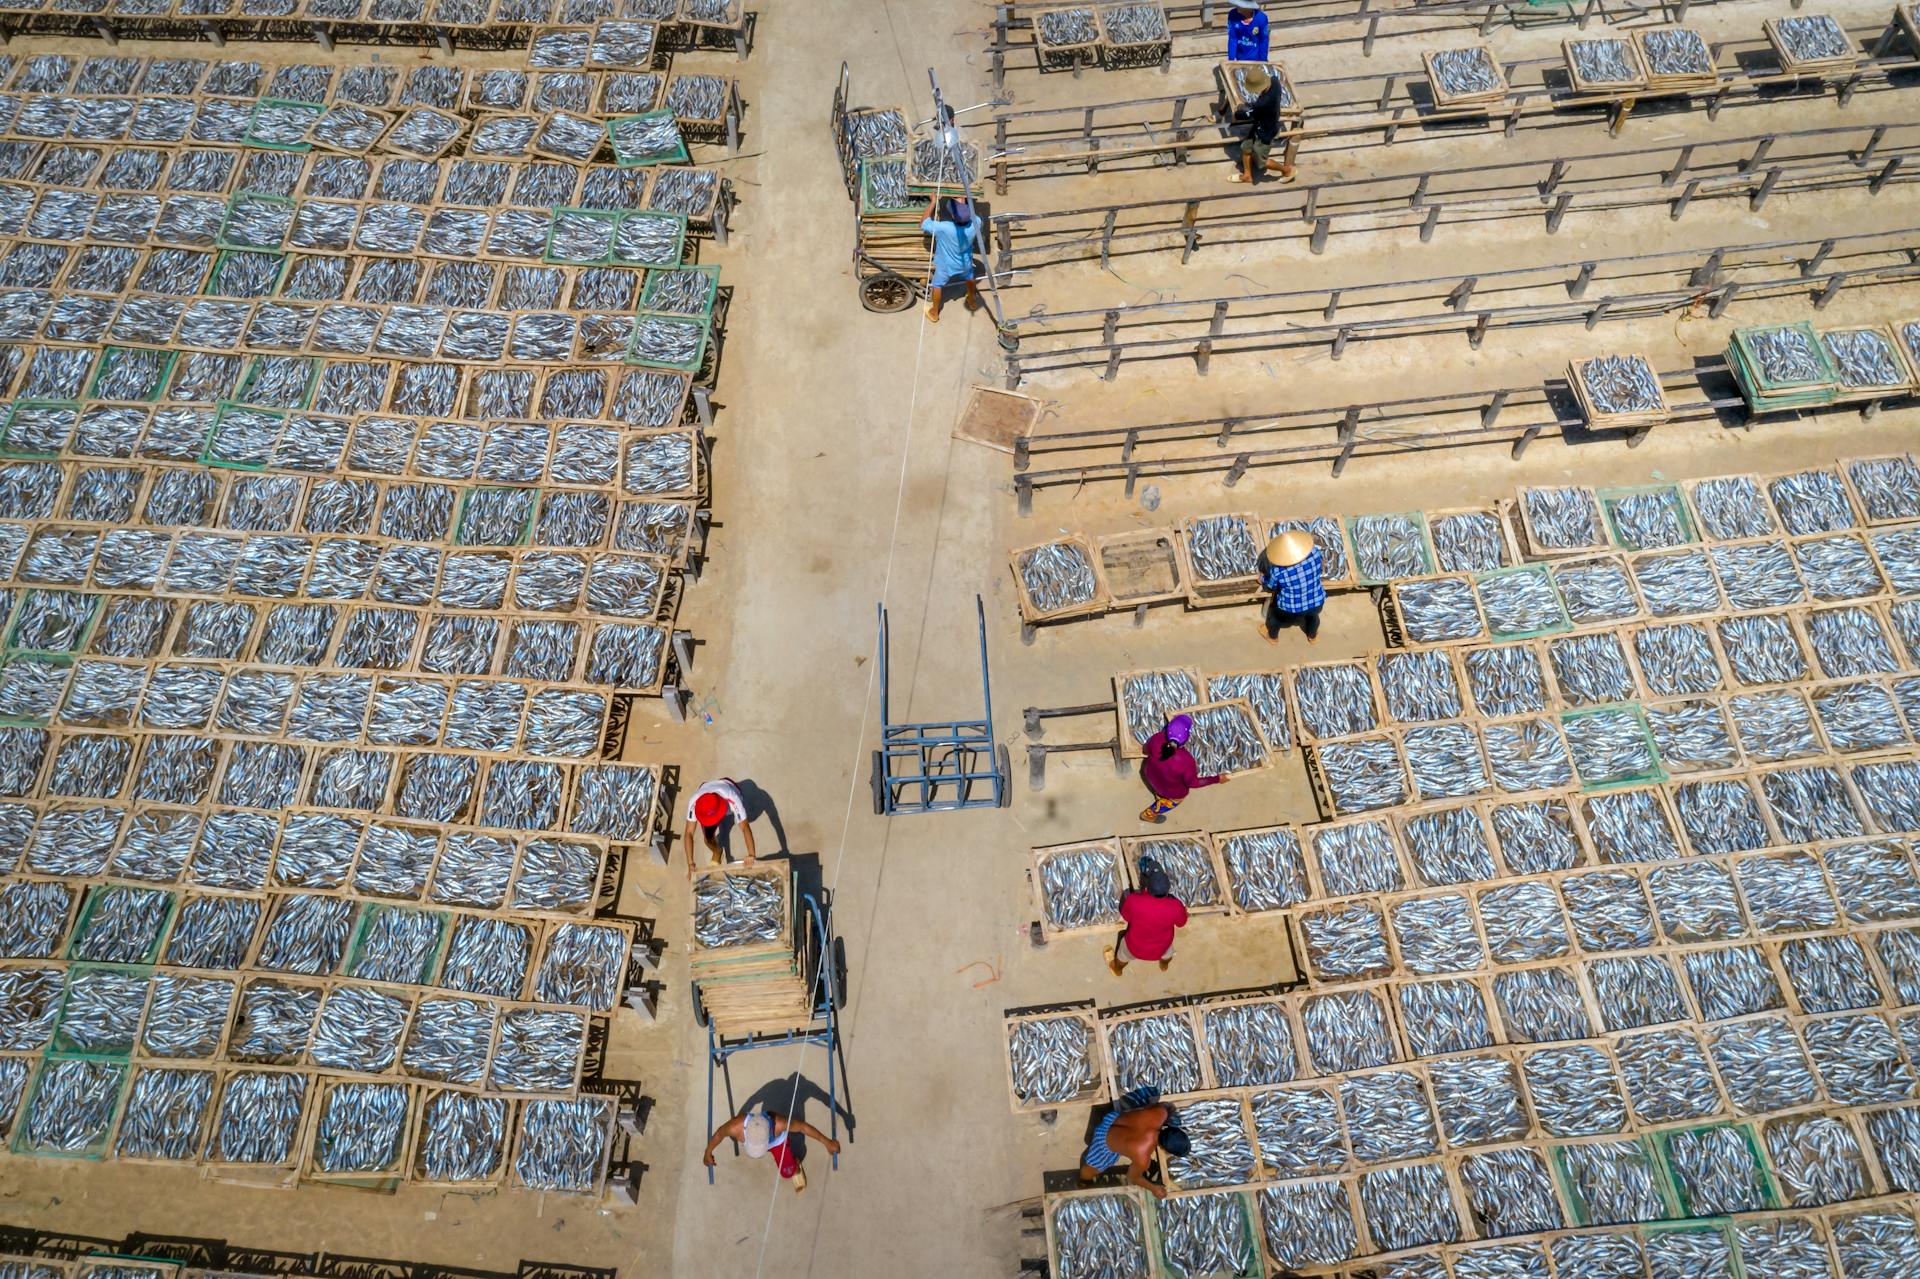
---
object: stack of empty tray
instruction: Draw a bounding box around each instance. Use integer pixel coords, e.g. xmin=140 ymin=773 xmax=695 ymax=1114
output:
xmin=1765 ymin=13 xmax=1858 ymax=73
xmin=1569 ymin=354 xmax=1671 ymax=430
xmin=1423 ymin=45 xmax=1508 ymax=109
xmin=1728 ymin=323 xmax=1841 ymax=412
xmin=688 ymin=865 xmax=811 ymax=1036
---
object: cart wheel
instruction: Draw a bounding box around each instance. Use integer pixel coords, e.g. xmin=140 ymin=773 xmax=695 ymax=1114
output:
xmin=859 ymin=272 xmax=916 ymax=314
xmin=870 ymin=749 xmax=886 ymax=816
xmin=690 ymin=980 xmax=709 ymax=1028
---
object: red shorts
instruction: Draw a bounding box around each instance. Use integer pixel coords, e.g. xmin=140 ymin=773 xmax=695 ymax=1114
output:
xmin=771 ymin=1139 xmax=799 ymax=1178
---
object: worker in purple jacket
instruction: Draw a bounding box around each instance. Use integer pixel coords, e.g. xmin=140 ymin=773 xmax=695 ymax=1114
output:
xmin=1138 ymin=713 xmax=1230 ymax=823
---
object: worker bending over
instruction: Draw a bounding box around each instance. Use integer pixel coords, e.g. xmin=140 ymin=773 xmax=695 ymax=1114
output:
xmin=1231 ymin=66 xmax=1293 ymax=185
xmin=1260 ymin=530 xmax=1325 ymax=643
xmin=1139 ymin=713 xmax=1230 ymax=823
xmin=683 ymin=776 xmax=758 ymax=878
xmin=1078 ymin=1087 xmax=1188 ymax=1200
xmin=703 ymin=1102 xmax=840 ymax=1194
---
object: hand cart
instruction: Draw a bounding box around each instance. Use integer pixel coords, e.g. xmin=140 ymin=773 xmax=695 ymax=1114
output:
xmin=696 ymin=887 xmax=845 ymax=1183
xmin=871 ymin=595 xmax=1011 ymax=814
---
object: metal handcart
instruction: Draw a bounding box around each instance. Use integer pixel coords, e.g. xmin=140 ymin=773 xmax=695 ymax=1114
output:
xmin=695 ymin=886 xmax=844 ymax=1183
xmin=871 ymin=595 xmax=1011 ymax=815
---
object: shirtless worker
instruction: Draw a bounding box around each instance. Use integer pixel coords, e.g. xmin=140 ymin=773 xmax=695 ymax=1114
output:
xmin=1077 ymin=1087 xmax=1188 ymax=1200
xmin=702 ymin=1102 xmax=840 ymax=1194
xmin=682 ymin=776 xmax=759 ymax=879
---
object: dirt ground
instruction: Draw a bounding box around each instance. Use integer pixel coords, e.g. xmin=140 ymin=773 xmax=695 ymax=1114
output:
xmin=9 ymin=0 xmax=1920 ymax=1274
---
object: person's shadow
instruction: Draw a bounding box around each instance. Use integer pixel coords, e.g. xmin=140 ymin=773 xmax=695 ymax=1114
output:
xmin=740 ymin=1071 xmax=856 ymax=1166
xmin=732 ymin=778 xmax=790 ymax=853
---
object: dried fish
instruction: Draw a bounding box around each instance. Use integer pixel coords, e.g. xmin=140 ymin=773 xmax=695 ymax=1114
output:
xmin=1250 ymin=1085 xmax=1344 ymax=1175
xmin=1849 ymin=456 xmax=1920 ymax=521
xmin=513 ymin=1097 xmax=612 ymax=1192
xmin=1669 ymin=1124 xmax=1769 ymax=1215
xmin=1205 ymin=673 xmax=1289 ymax=751
xmin=1615 ymin=1027 xmax=1723 ymax=1122
xmin=1163 ymin=1096 xmax=1255 ymax=1189
xmin=1553 ymin=557 xmax=1640 ymax=625
xmin=1054 ymin=1192 xmax=1152 ymax=1279
xmin=1775 ymin=13 xmax=1852 ymax=62
xmin=1394 ymin=576 xmax=1483 ymax=643
xmin=313 ymin=1081 xmax=411 ymax=1174
xmin=1796 ymin=534 xmax=1884 ymax=601
xmin=1608 ymin=489 xmax=1690 ymax=550
xmin=1377 ymin=650 xmax=1462 ymax=723
xmin=417 ymin=1091 xmax=507 ymax=1183
xmin=1684 ymin=944 xmax=1785 ymax=1021
xmin=533 ymin=922 xmax=627 ymax=1011
xmin=1156 ymin=1190 xmax=1255 ymax=1279
xmin=1646 ymin=1228 xmax=1736 ymax=1279
xmin=1709 ymin=1016 xmax=1819 ymax=1113
xmin=1429 ymin=510 xmax=1508 ymax=573
xmin=1782 ymin=934 xmax=1883 ymax=1013
xmin=1302 ymin=900 xmax=1390 ymax=979
xmin=1831 ymin=1208 xmax=1920 ymax=1279
xmin=1766 ymin=1114 xmax=1869 ymax=1206
xmin=1398 ymin=979 xmax=1494 ymax=1058
xmin=1484 ymin=718 xmax=1574 ymax=794
xmin=1459 ymin=1146 xmax=1562 ymax=1237
xmin=490 ymin=1007 xmax=584 ymax=1092
xmin=1589 ymin=954 xmax=1689 ymax=1030
xmin=1403 ymin=806 xmax=1497 ymax=885
xmin=1559 ymin=1139 xmax=1668 ymax=1225
xmin=1119 ymin=670 xmax=1201 ymax=748
xmin=1741 ymin=849 xmax=1839 ymax=933
xmin=115 ymin=1067 xmax=214 ymax=1161
xmin=1292 ymin=663 xmax=1376 ymax=740
xmin=1019 ymin=541 xmax=1098 ymax=614
xmin=1300 ymin=990 xmax=1394 ymax=1073
xmin=1341 ymin=1069 xmax=1437 ymax=1163
xmin=1525 ymin=1043 xmax=1628 ymax=1137
xmin=1108 ymin=1012 xmax=1202 ymax=1096
xmin=1764 ymin=763 xmax=1865 ymax=841
xmin=1551 ymin=632 xmax=1637 ymax=705
xmin=1524 ymin=486 xmax=1603 ymax=550
xmin=1465 ymin=644 xmax=1548 ymax=717
xmin=1735 ymin=1217 xmax=1839 ymax=1279
xmin=140 ymin=973 xmax=233 ymax=1059
xmin=1392 ymin=894 xmax=1482 ymax=974
xmin=1854 ymin=758 xmax=1920 ymax=833
xmin=1007 ymin=1015 xmax=1094 ymax=1105
xmin=1358 ymin=1163 xmax=1461 ymax=1253
xmin=1185 ymin=514 xmax=1259 ymax=584
xmin=1493 ymin=966 xmax=1591 ymax=1042
xmin=1255 ymin=1181 xmax=1356 ymax=1269
xmin=1351 ymin=514 xmax=1430 ymax=583
xmin=21 ymin=1057 xmax=124 ymax=1154
xmin=1633 ymin=549 xmax=1721 ymax=617
xmin=311 ymin=983 xmax=410 ymax=1074
xmin=1565 ymin=706 xmax=1657 ymax=786
xmin=1217 ymin=827 xmax=1306 ymax=911
xmin=1673 ymin=778 xmax=1769 ymax=853
xmin=1478 ymin=881 xmax=1570 ymax=963
xmin=210 ymin=1070 xmax=306 ymax=1164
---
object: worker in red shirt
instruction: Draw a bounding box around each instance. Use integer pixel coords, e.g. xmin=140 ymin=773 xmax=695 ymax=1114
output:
xmin=1138 ymin=712 xmax=1230 ymax=824
xmin=1107 ymin=857 xmax=1189 ymax=976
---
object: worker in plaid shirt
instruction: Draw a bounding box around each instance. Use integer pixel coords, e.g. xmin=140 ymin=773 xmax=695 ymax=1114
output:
xmin=1260 ymin=530 xmax=1325 ymax=643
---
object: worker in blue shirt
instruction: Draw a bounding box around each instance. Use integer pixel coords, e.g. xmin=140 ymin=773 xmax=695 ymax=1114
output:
xmin=1227 ymin=4 xmax=1269 ymax=62
xmin=1260 ymin=529 xmax=1325 ymax=643
xmin=920 ymin=194 xmax=982 ymax=324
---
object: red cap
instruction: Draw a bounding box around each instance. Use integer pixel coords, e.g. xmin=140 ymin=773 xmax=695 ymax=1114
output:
xmin=694 ymin=792 xmax=728 ymax=827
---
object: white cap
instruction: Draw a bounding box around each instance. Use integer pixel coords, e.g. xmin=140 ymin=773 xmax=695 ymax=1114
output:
xmin=742 ymin=1105 xmax=772 ymax=1158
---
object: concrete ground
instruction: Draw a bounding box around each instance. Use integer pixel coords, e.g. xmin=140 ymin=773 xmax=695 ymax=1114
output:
xmin=11 ymin=0 xmax=1920 ymax=1274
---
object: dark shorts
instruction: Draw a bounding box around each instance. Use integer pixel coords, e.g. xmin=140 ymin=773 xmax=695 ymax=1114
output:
xmin=1240 ymin=136 xmax=1272 ymax=163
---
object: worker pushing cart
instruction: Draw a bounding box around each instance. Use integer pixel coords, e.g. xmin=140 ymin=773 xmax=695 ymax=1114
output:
xmin=922 ymin=194 xmax=983 ymax=323
xmin=703 ymin=1102 xmax=840 ymax=1194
